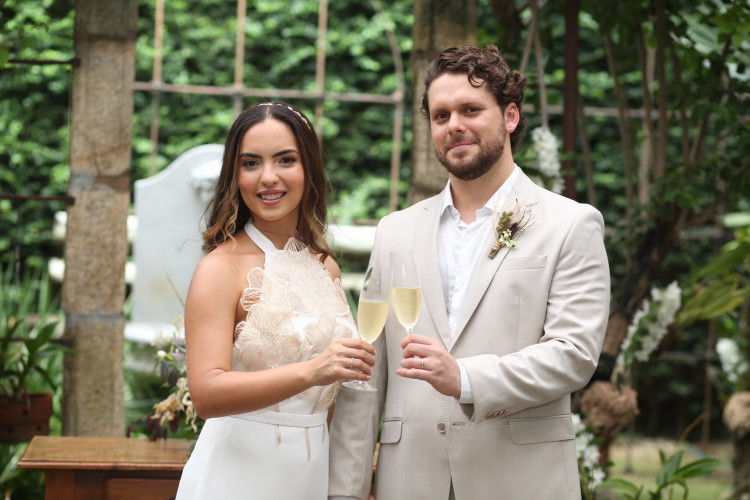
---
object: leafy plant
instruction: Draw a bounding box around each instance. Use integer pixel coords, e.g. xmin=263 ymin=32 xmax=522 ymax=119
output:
xmin=0 ymin=443 xmax=43 ymax=500
xmin=0 ymin=264 xmax=68 ymax=400
xmin=596 ymin=449 xmax=720 ymax=500
xmin=675 ymin=214 xmax=750 ymax=333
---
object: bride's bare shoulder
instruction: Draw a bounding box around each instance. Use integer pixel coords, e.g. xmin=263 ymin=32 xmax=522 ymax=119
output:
xmin=194 ymin=233 xmax=265 ymax=280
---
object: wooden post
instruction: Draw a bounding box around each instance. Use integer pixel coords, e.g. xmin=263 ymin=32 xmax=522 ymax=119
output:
xmin=62 ymin=0 xmax=138 ymax=436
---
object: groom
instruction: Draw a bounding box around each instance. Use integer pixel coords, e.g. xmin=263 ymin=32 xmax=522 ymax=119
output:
xmin=329 ymin=45 xmax=610 ymax=500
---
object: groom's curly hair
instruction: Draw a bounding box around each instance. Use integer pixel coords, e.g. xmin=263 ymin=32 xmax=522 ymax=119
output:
xmin=420 ymin=44 xmax=528 ymax=152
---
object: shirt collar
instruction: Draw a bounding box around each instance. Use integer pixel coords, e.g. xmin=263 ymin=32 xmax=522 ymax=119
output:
xmin=440 ymin=165 xmax=520 ymax=218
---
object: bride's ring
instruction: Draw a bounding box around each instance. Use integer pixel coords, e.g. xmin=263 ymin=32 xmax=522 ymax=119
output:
xmin=349 ymin=357 xmax=354 ymax=369
xmin=421 ymin=357 xmax=425 ymax=370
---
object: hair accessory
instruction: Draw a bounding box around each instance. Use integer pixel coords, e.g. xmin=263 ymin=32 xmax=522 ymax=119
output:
xmin=257 ymin=102 xmax=313 ymax=132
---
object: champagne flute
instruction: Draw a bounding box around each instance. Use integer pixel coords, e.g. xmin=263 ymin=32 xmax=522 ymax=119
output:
xmin=389 ymin=250 xmax=422 ymax=336
xmin=343 ymin=264 xmax=390 ymax=392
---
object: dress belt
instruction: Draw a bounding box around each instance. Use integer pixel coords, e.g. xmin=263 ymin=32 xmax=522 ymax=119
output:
xmin=230 ymin=409 xmax=327 ymax=428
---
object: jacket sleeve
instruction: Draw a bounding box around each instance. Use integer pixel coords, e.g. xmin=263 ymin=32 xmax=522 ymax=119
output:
xmin=460 ymin=205 xmax=610 ymax=423
xmin=328 ymin=219 xmax=390 ymax=500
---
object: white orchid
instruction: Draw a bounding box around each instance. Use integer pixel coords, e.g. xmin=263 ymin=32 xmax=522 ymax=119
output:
xmin=531 ymin=126 xmax=563 ymax=194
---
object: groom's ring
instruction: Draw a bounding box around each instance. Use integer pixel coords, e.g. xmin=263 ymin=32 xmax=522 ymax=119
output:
xmin=349 ymin=357 xmax=354 ymax=369
xmin=420 ymin=357 xmax=425 ymax=370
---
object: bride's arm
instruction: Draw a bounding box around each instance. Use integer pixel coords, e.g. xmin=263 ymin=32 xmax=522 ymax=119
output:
xmin=185 ymin=252 xmax=375 ymax=419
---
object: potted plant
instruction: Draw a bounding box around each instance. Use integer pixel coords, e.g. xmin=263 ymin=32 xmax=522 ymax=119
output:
xmin=0 ymin=265 xmax=69 ymax=443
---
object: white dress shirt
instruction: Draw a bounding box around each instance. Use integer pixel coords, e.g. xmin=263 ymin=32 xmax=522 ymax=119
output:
xmin=439 ymin=166 xmax=518 ymax=403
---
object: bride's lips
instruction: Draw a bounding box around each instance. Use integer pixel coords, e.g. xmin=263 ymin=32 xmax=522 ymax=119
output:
xmin=257 ymin=190 xmax=286 ymax=204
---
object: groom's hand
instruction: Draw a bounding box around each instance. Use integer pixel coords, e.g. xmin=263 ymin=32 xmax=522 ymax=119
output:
xmin=398 ymin=334 xmax=461 ymax=398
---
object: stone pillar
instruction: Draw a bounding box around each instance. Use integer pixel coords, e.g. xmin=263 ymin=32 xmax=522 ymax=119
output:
xmin=61 ymin=0 xmax=137 ymax=436
xmin=408 ymin=0 xmax=477 ymax=205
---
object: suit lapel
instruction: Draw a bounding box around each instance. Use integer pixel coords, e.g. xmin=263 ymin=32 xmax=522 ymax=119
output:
xmin=414 ymin=191 xmax=452 ymax=348
xmin=449 ymin=170 xmax=539 ymax=349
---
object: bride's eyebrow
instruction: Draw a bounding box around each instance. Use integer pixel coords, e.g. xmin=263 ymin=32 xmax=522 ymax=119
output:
xmin=238 ymin=149 xmax=299 ymax=159
xmin=271 ymin=149 xmax=299 ymax=158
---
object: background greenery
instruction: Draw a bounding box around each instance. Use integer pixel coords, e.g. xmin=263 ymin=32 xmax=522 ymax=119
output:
xmin=1 ymin=1 xmax=749 ymax=497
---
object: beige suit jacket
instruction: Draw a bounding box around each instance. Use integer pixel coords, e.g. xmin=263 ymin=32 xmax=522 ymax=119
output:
xmin=329 ymin=170 xmax=610 ymax=500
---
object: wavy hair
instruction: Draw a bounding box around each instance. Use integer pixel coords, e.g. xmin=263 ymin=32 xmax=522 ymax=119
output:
xmin=420 ymin=44 xmax=528 ymax=151
xmin=201 ymin=101 xmax=330 ymax=260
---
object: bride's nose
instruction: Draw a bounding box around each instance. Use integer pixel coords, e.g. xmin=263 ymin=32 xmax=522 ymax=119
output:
xmin=260 ymin=163 xmax=279 ymax=185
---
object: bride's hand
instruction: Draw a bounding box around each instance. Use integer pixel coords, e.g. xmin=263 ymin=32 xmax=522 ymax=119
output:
xmin=306 ymin=338 xmax=376 ymax=387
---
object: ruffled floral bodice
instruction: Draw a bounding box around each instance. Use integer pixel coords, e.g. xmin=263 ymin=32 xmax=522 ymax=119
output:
xmin=233 ymin=222 xmax=355 ymax=415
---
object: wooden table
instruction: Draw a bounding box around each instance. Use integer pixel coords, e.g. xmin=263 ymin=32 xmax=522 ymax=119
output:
xmin=18 ymin=436 xmax=193 ymax=500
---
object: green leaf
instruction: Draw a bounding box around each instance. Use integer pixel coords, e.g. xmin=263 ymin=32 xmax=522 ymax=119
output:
xmin=676 ymin=276 xmax=747 ymax=328
xmin=672 ymin=458 xmax=721 ymax=480
xmin=656 ymin=450 xmax=683 ymax=487
xmin=695 ymin=241 xmax=750 ymax=280
xmin=595 ymin=478 xmax=642 ymax=499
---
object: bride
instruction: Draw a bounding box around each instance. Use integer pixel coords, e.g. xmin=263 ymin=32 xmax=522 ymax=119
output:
xmin=175 ymin=101 xmax=375 ymax=499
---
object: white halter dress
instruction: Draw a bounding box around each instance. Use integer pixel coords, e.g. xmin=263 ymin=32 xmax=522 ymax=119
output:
xmin=176 ymin=222 xmax=356 ymax=500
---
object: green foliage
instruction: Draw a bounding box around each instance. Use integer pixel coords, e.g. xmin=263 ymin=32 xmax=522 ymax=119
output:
xmin=132 ymin=0 xmax=414 ymax=220
xmin=597 ymin=449 xmax=720 ymax=499
xmin=0 ymin=0 xmax=74 ymax=270
xmin=2 ymin=0 xmax=750 ymax=452
xmin=675 ymin=216 xmax=750 ymax=328
xmin=0 ymin=264 xmax=69 ymax=399
xmin=331 ymin=176 xmax=407 ymax=224
xmin=0 ymin=442 xmax=43 ymax=500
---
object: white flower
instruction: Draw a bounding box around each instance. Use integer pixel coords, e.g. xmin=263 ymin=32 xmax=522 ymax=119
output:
xmin=590 ymin=467 xmax=606 ymax=487
xmin=157 ymin=350 xmax=167 ymax=360
xmin=614 ymin=281 xmax=682 ymax=381
xmin=151 ymin=327 xmax=174 ymax=348
xmin=531 ymin=127 xmax=563 ymax=194
xmin=572 ymin=412 xmax=606 ymax=494
xmin=581 ymin=443 xmax=600 ymax=470
xmin=717 ymin=338 xmax=750 ymax=385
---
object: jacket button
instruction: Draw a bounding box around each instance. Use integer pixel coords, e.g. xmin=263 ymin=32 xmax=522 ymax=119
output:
xmin=437 ymin=422 xmax=446 ymax=433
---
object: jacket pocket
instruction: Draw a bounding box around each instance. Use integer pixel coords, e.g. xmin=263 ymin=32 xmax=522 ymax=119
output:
xmin=379 ymin=418 xmax=403 ymax=444
xmin=508 ymin=415 xmax=574 ymax=445
xmin=499 ymin=255 xmax=547 ymax=271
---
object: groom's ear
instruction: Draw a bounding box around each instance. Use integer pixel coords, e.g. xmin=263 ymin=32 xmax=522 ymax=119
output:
xmin=504 ymin=103 xmax=520 ymax=133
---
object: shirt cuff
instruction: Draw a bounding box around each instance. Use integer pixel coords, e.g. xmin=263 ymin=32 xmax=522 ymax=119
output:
xmin=457 ymin=359 xmax=473 ymax=404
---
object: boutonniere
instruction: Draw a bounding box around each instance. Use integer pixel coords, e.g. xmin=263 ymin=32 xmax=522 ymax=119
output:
xmin=488 ymin=199 xmax=536 ymax=259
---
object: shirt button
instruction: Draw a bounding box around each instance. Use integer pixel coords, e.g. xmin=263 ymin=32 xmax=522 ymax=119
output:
xmin=437 ymin=422 xmax=446 ymax=433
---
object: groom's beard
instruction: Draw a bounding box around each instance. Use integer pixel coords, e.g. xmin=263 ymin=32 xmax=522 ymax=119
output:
xmin=435 ymin=128 xmax=506 ymax=181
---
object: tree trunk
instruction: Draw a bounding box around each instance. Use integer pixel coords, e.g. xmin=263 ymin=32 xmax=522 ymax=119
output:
xmin=62 ymin=0 xmax=137 ymax=436
xmin=408 ymin=0 xmax=477 ymax=205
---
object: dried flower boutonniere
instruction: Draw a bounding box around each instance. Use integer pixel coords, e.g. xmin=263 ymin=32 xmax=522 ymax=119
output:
xmin=488 ymin=199 xmax=536 ymax=259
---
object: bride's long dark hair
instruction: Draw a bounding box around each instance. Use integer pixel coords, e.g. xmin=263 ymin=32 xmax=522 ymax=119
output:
xmin=201 ymin=101 xmax=330 ymax=261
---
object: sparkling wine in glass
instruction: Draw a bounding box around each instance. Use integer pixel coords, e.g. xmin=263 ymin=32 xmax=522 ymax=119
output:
xmin=390 ymin=250 xmax=421 ymax=336
xmin=343 ymin=264 xmax=389 ymax=392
